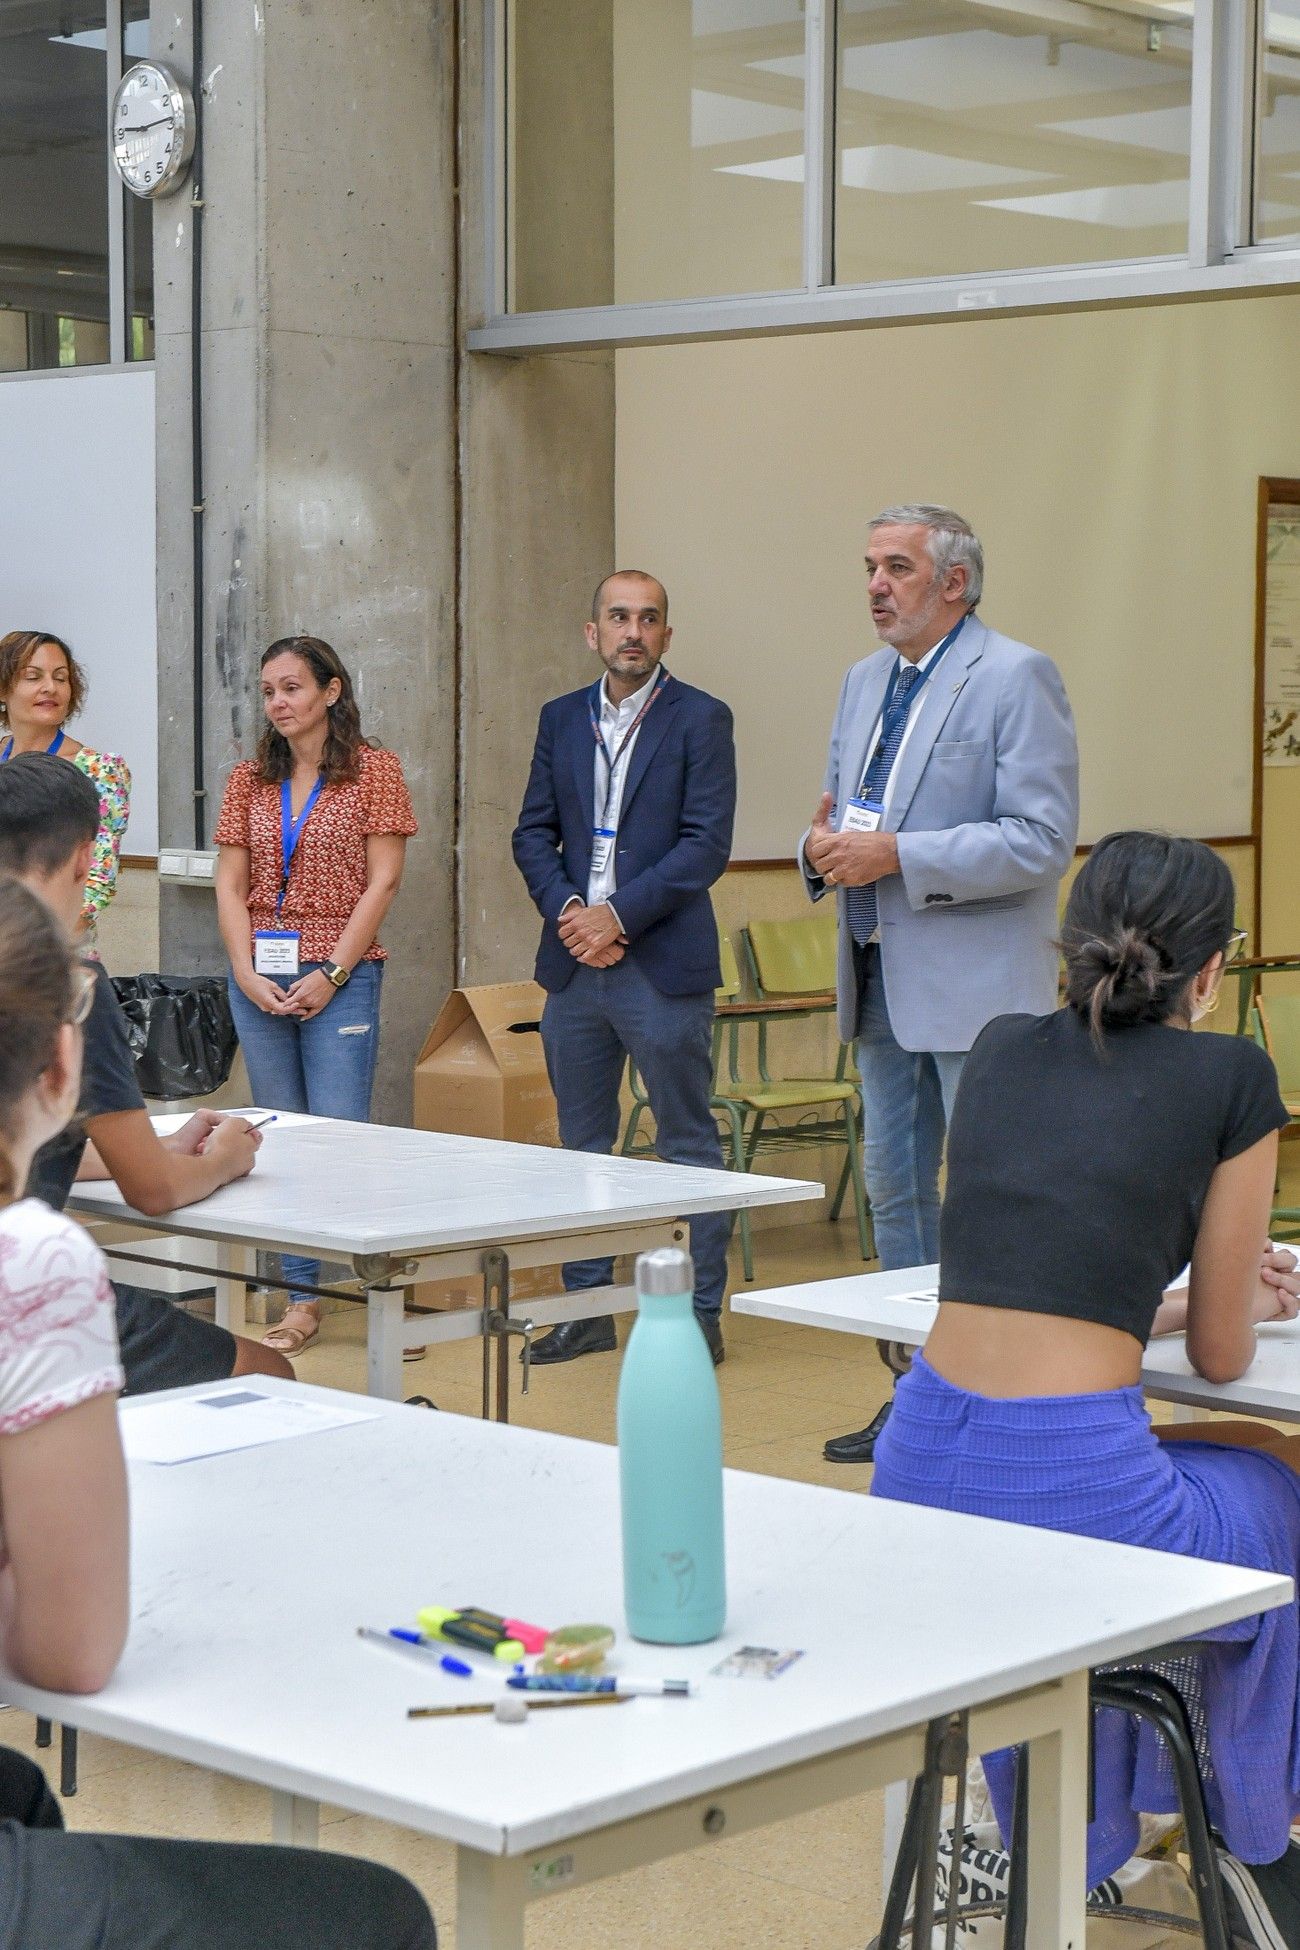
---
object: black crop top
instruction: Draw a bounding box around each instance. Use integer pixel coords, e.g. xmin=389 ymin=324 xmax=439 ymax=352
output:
xmin=938 ymin=1009 xmax=1290 ymax=1346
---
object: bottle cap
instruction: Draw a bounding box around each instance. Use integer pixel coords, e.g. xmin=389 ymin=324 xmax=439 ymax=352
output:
xmin=635 ymin=1246 xmax=695 ymax=1298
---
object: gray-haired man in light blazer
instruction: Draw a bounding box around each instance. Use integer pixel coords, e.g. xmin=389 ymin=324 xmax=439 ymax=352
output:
xmin=801 ymin=506 xmax=1079 ymax=1462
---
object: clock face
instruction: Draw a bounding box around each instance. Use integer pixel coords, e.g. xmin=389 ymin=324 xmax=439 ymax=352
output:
xmin=112 ymin=62 xmax=195 ymax=199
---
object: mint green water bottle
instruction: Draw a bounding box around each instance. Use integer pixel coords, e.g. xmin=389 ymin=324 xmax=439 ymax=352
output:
xmin=618 ymin=1246 xmax=726 ymax=1644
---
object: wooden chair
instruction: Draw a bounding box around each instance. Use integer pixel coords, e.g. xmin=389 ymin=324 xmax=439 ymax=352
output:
xmin=740 ymin=912 xmax=873 ymax=1263
xmin=621 ymin=927 xmax=871 ymax=1280
xmin=620 ymin=935 xmax=764 ymax=1279
xmin=725 ymin=916 xmax=872 ymax=1275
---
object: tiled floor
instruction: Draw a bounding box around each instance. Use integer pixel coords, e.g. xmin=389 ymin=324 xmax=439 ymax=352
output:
xmin=19 ymin=1158 xmax=1300 ymax=1947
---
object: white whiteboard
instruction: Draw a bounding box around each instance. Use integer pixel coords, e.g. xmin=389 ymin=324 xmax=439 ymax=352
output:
xmin=0 ymin=367 xmax=158 ymax=855
xmin=614 ymin=295 xmax=1291 ymax=859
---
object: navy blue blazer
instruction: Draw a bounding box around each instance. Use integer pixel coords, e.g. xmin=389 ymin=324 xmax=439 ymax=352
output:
xmin=512 ymin=672 xmax=736 ymax=996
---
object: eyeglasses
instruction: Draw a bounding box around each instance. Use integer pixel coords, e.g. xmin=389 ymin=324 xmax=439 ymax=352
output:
xmin=1225 ymin=928 xmax=1249 ymax=966
xmin=68 ymin=964 xmax=95 ymax=1027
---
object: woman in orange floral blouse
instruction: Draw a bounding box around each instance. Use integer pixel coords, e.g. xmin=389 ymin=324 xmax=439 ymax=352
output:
xmin=214 ymin=636 xmax=417 ymax=1354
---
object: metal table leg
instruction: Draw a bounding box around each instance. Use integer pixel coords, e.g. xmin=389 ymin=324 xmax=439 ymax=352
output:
xmin=367 ymin=1288 xmax=405 ymax=1401
xmin=456 ymin=1846 xmax=526 ymax=1950
xmin=271 ymin=1789 xmax=320 ymax=1847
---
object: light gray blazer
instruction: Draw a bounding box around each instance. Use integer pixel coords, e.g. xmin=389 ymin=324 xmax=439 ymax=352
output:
xmin=800 ymin=616 xmax=1079 ymax=1051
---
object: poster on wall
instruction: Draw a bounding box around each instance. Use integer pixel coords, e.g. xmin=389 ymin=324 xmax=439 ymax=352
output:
xmin=1264 ymin=506 xmax=1300 ymax=766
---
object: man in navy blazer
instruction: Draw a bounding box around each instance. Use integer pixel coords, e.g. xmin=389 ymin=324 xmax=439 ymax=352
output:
xmin=513 ymin=570 xmax=737 ymax=1364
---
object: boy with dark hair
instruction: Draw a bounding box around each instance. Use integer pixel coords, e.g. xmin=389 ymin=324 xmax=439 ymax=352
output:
xmin=0 ymin=753 xmax=291 ymax=1390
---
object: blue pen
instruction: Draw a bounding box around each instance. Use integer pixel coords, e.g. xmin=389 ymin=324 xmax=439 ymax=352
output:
xmin=357 ymin=1628 xmax=473 ymax=1677
xmin=506 ymin=1673 xmax=692 ymax=1697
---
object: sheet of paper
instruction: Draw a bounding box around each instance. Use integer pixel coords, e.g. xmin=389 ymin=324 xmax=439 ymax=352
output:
xmin=148 ymin=1108 xmax=319 ymax=1137
xmin=121 ymin=1388 xmax=379 ymax=1465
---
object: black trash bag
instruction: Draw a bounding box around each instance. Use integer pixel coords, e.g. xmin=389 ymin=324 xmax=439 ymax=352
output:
xmin=109 ymin=974 xmax=238 ymax=1101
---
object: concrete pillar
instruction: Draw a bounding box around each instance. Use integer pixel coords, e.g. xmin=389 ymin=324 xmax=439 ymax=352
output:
xmin=457 ymin=2 xmax=617 ymax=986
xmin=152 ymin=0 xmax=455 ymax=1122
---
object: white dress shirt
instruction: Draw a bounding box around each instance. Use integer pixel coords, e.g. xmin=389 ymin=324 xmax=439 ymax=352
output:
xmin=834 ymin=633 xmax=952 ymax=944
xmin=585 ymin=668 xmax=659 ymax=909
xmin=854 ymin=635 xmax=947 ymax=814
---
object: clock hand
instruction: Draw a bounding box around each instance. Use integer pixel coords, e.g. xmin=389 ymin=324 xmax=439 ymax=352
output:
xmin=119 ymin=115 xmax=172 ymax=133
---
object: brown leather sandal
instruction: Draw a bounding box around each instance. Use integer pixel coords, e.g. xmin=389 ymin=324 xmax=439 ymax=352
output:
xmin=261 ymin=1303 xmax=321 ymax=1356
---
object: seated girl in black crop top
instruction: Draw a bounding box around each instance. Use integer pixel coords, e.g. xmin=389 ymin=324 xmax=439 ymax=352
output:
xmin=939 ymin=1000 xmax=1286 ymax=1348
xmin=872 ymin=831 xmax=1300 ymax=1929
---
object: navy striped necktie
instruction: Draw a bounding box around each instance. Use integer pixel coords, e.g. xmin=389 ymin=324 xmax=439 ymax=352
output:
xmin=846 ymin=660 xmax=921 ymax=946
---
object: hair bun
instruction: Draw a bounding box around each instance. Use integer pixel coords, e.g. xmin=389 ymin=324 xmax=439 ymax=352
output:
xmin=1060 ymin=830 xmax=1237 ymax=1046
xmin=1067 ymin=925 xmax=1164 ymax=1033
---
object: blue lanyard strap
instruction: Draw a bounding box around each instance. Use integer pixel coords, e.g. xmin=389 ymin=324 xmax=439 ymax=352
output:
xmin=0 ymin=728 xmax=64 ymax=763
xmin=588 ymin=669 xmax=669 ymax=826
xmin=278 ymin=775 xmax=324 ymax=912
xmin=860 ymin=614 xmax=968 ymax=797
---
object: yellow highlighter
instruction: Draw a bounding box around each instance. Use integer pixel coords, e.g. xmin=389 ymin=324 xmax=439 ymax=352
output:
xmin=417 ymin=1605 xmax=525 ymax=1662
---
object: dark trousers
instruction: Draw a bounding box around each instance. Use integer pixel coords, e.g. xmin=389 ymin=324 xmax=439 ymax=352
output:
xmin=540 ymin=957 xmax=732 ymax=1317
xmin=0 ymin=1746 xmax=434 ymax=1950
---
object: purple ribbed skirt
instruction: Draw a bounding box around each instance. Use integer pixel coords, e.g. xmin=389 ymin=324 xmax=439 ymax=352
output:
xmin=872 ymin=1353 xmax=1300 ymax=1881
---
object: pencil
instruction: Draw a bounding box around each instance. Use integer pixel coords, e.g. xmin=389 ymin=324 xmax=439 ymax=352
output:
xmin=407 ymin=1694 xmax=630 ymax=1719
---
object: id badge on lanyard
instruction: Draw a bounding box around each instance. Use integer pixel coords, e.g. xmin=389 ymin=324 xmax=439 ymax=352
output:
xmin=589 ymin=671 xmax=668 ymax=876
xmin=254 ymin=928 xmax=301 ymax=976
xmin=840 ymin=797 xmax=884 ymax=834
xmin=259 ymin=775 xmax=323 ymax=977
xmin=590 ymin=825 xmax=617 ymax=876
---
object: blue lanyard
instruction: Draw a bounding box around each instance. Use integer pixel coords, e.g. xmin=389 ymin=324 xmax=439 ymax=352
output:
xmin=861 ymin=614 xmax=968 ymax=796
xmin=588 ymin=669 xmax=669 ymax=827
xmin=0 ymin=728 xmax=64 ymax=762
xmin=278 ymin=775 xmax=324 ymax=913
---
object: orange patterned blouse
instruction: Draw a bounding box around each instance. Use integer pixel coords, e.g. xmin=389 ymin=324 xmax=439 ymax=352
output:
xmin=214 ymin=746 xmax=417 ymax=962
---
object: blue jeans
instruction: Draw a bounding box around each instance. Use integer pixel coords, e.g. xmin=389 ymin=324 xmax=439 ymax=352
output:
xmin=227 ymin=961 xmax=383 ymax=1300
xmin=855 ymin=945 xmax=965 ymax=1271
xmin=540 ymin=958 xmax=732 ymax=1319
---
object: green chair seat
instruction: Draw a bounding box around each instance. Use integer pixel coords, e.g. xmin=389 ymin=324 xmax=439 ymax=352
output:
xmin=720 ymin=1081 xmax=859 ymax=1112
xmin=621 ymin=920 xmax=873 ymax=1282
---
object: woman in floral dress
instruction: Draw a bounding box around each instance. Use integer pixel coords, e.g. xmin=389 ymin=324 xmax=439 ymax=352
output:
xmin=0 ymin=631 xmax=131 ymax=944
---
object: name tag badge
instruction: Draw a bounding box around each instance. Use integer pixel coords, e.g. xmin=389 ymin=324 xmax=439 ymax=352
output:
xmin=840 ymin=797 xmax=884 ymax=834
xmin=590 ymin=826 xmax=617 ymax=876
xmin=254 ymin=930 xmax=301 ymax=977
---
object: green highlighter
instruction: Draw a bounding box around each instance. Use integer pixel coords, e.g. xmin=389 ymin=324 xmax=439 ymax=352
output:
xmin=417 ymin=1605 xmax=525 ymax=1662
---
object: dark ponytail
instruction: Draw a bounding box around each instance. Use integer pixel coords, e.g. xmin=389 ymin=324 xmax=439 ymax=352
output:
xmin=1061 ymin=832 xmax=1236 ymax=1046
xmin=0 ymin=877 xmax=79 ymax=1203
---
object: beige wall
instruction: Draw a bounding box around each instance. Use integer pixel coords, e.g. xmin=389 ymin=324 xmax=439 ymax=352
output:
xmin=615 ymin=295 xmax=1300 ymax=859
xmin=96 ymin=865 xmax=160 ymax=979
xmin=1264 ymin=769 xmax=1300 ymax=954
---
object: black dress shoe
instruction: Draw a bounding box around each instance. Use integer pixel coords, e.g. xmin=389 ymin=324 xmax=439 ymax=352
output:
xmin=823 ymin=1399 xmax=892 ymax=1463
xmin=528 ymin=1318 xmax=618 ymax=1365
xmin=698 ymin=1315 xmax=724 ymax=1366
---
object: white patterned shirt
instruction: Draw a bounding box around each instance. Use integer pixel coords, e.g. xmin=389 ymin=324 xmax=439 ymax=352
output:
xmin=0 ymin=1200 xmax=121 ymax=1437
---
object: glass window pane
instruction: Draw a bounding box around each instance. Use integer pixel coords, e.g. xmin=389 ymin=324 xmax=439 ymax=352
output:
xmin=508 ymin=0 xmax=805 ymax=313
xmin=123 ymin=0 xmax=154 ymax=357
xmin=1257 ymin=0 xmax=1300 ymax=243
xmin=0 ymin=2 xmax=110 ymax=369
xmin=834 ymin=0 xmax=1194 ymax=285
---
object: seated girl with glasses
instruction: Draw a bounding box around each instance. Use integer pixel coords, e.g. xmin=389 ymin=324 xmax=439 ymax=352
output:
xmin=0 ymin=876 xmax=435 ymax=1950
xmin=872 ymin=831 xmax=1300 ymax=1946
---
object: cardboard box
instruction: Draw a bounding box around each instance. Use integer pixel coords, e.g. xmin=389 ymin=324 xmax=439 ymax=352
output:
xmin=413 ymin=981 xmax=559 ymax=1149
xmin=412 ymin=982 xmax=561 ymax=1310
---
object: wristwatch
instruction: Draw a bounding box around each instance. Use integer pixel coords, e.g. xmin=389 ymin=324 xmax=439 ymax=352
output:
xmin=323 ymin=962 xmax=351 ymax=990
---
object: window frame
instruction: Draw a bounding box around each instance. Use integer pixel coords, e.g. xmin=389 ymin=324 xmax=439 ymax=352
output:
xmin=0 ymin=0 xmax=154 ymax=383
xmin=472 ymin=0 xmax=1300 ymax=353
